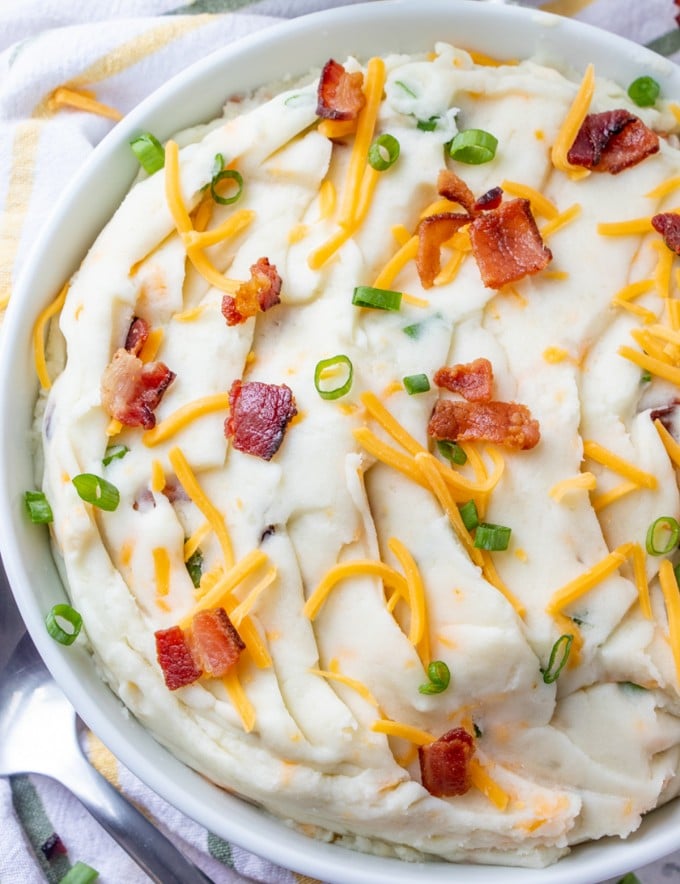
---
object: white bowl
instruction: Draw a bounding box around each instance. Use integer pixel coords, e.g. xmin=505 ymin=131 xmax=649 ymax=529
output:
xmin=1 ymin=2 xmax=679 ymax=882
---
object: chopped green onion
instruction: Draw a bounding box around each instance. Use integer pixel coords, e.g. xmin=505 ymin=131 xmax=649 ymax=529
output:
xmin=102 ymin=444 xmax=129 ymax=466
xmin=627 ymin=76 xmax=660 ymax=108
xmin=403 ymin=321 xmax=424 ymax=339
xmin=418 ymin=660 xmax=451 ymax=695
xmin=45 ymin=603 xmax=83 ymax=646
xmin=541 ymin=634 xmax=573 ymax=684
xmin=473 ymin=522 xmax=511 ymax=551
xmin=645 ymin=515 xmax=680 ymax=555
xmin=352 ymin=285 xmax=402 ymax=311
xmin=417 ymin=116 xmax=439 ymax=132
xmin=619 ymin=681 xmax=648 ymax=694
xmin=130 ymin=133 xmax=165 ymax=175
xmin=616 ymin=874 xmax=641 ymax=884
xmin=59 ymin=861 xmax=99 ymax=884
xmin=448 ymin=128 xmax=498 ymax=165
xmin=314 ymin=354 xmax=354 ymax=400
xmin=436 ymin=439 xmax=467 ymax=465
xmin=403 ymin=373 xmax=430 ymax=395
xmin=72 ymin=474 xmax=120 ymax=512
xmin=368 ymin=134 xmax=400 ymax=171
xmin=24 ymin=490 xmax=53 ymax=524
xmin=185 ymin=549 xmax=204 ymax=589
xmin=674 ymin=562 xmax=680 ymax=587
xmin=640 ymin=370 xmax=652 ymax=384
xmin=395 ymin=80 xmax=417 ymax=98
xmin=206 ymin=154 xmax=243 ymax=205
xmin=459 ymin=500 xmax=479 ymax=532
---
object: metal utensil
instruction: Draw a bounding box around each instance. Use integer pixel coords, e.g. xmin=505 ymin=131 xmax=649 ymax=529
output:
xmin=0 ymin=627 xmax=215 ymax=884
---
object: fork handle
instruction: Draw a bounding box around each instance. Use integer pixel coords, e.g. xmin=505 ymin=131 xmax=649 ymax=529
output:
xmin=58 ymin=752 xmax=215 ymax=884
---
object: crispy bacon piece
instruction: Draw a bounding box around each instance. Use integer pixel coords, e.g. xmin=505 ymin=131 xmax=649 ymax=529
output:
xmin=101 ymin=349 xmax=175 ymax=430
xmin=469 ymin=198 xmax=552 ymax=290
xmin=221 ymin=257 xmax=282 ymax=326
xmin=316 ymin=59 xmax=365 ymax=121
xmin=437 ymin=169 xmax=477 ymax=215
xmin=652 ymin=213 xmax=680 ymax=255
xmin=418 ymin=727 xmax=475 ymax=797
xmin=416 ymin=212 xmax=470 ymax=289
xmin=434 ymin=358 xmax=494 ymax=403
xmin=567 ymin=110 xmax=659 ymax=174
xmin=428 ymin=399 xmax=540 ymax=450
xmin=191 ymin=608 xmax=245 ymax=677
xmin=473 ymin=186 xmax=503 ymax=213
xmin=155 ymin=625 xmax=203 ymax=691
xmin=226 ymin=379 xmax=297 ymax=460
xmin=124 ymin=316 xmax=150 ymax=356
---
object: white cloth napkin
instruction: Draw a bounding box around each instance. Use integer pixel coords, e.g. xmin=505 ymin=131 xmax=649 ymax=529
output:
xmin=1 ymin=1 xmax=680 ymax=883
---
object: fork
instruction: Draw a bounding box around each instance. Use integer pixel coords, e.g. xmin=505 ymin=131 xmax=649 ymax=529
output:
xmin=0 ymin=630 xmax=215 ymax=884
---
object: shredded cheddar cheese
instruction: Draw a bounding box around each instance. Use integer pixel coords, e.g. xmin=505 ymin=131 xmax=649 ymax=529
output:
xmin=590 ymin=480 xmax=638 ymax=513
xmin=143 ymin=393 xmax=229 ymax=446
xmin=183 ymin=520 xmax=211 ymax=562
xmin=597 ymin=217 xmax=654 ymax=236
xmin=153 ymin=547 xmax=171 ymax=597
xmin=48 ymin=86 xmax=123 ymax=122
xmin=654 ymin=418 xmax=680 ymax=470
xmin=229 ymin=567 xmax=278 ymax=627
xmin=546 ymin=543 xmax=644 ymax=616
xmin=469 ymin=758 xmax=510 ymax=811
xmin=619 ymin=345 xmax=680 ymax=387
xmin=387 ymin=537 xmax=427 ymax=649
xmin=181 ymin=208 xmax=255 ymax=250
xmin=223 ymin=668 xmax=256 ymax=732
xmin=150 ymin=459 xmax=166 ymax=493
xmin=583 ymin=440 xmax=658 ymax=489
xmin=33 ymin=282 xmax=69 ymax=390
xmin=500 ymin=180 xmax=558 ymax=219
xmin=540 ymin=204 xmax=581 ymax=239
xmin=371 ymin=718 xmax=434 ymax=746
xmin=309 ymin=667 xmax=379 ymax=707
xmin=303 ymin=560 xmax=410 ymax=621
xmin=549 ymin=472 xmax=597 ymax=502
xmin=372 ymin=236 xmax=419 ymax=289
xmin=659 ymin=558 xmax=680 ymax=687
xmin=550 ymin=63 xmax=594 ymax=179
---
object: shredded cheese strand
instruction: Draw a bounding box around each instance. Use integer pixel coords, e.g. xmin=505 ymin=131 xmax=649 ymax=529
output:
xmin=631 ymin=542 xmax=652 ymax=620
xmin=153 ymin=547 xmax=171 ymax=597
xmin=619 ymin=344 xmax=680 ymax=387
xmin=229 ymin=568 xmax=278 ymax=627
xmin=303 ymin=561 xmax=409 ymax=621
xmin=150 ymin=459 xmax=166 ymax=493
xmin=182 ymin=208 xmax=255 ymax=249
xmin=480 ymin=551 xmax=525 ymax=617
xmin=387 ymin=537 xmax=427 ymax=648
xmin=540 ymin=203 xmax=581 ymax=239
xmin=469 ymin=758 xmax=510 ymax=811
xmin=546 ymin=544 xmax=632 ymax=614
xmin=659 ymin=558 xmax=680 ymax=688
xmin=33 ymin=283 xmax=68 ymax=389
xmin=591 ymin=480 xmax=638 ymax=512
xmin=138 ymin=327 xmax=164 ymax=364
xmin=550 ymin=63 xmax=594 ymax=179
xmin=371 ymin=718 xmax=434 ymax=745
xmin=48 ymin=86 xmax=123 ymax=122
xmin=168 ymin=445 xmax=234 ymax=570
xmin=223 ymin=669 xmax=256 ymax=732
xmin=184 ymin=520 xmax=211 ymax=562
xmin=549 ymin=472 xmax=597 ymax=502
xmin=583 ymin=440 xmax=658 ymax=489
xmin=309 ymin=668 xmax=379 ymax=706
xmin=647 ymin=177 xmax=680 ymax=200
xmin=500 ymin=180 xmax=558 ymax=219
xmin=654 ymin=418 xmax=680 ymax=470
xmin=372 ymin=236 xmax=419 ymax=289
xmin=180 ymin=549 xmax=267 ymax=626
xmin=317 ymin=118 xmax=357 ymax=139
xmin=597 ymin=217 xmax=654 ymax=236
xmin=143 ymin=393 xmax=229 ymax=446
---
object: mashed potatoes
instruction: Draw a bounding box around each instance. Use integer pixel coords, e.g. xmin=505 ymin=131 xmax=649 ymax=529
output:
xmin=38 ymin=43 xmax=680 ymax=867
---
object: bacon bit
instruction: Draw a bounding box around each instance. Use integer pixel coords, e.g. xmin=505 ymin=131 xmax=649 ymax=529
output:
xmin=191 ymin=608 xmax=245 ymax=677
xmin=133 ymin=488 xmax=156 ymax=512
xmin=434 ymin=358 xmax=494 ymax=403
xmin=125 ymin=316 xmax=150 ymax=356
xmin=101 ymin=349 xmax=176 ymax=430
xmin=567 ymin=110 xmax=659 ymax=174
xmin=221 ymin=257 xmax=282 ymax=326
xmin=41 ymin=833 xmax=67 ymax=859
xmin=416 ymin=212 xmax=470 ymax=289
xmin=316 ymin=59 xmax=365 ymax=121
xmin=428 ymin=399 xmax=540 ymax=450
xmin=473 ymin=186 xmax=503 ymax=212
xmin=652 ymin=213 xmax=680 ymax=255
xmin=226 ymin=380 xmax=297 ymax=460
xmin=469 ymin=198 xmax=552 ymax=289
xmin=162 ymin=480 xmax=190 ymax=503
xmin=418 ymin=727 xmax=475 ymax=797
xmin=650 ymin=401 xmax=680 ymax=436
xmin=155 ymin=625 xmax=203 ymax=691
xmin=437 ymin=169 xmax=477 ymax=215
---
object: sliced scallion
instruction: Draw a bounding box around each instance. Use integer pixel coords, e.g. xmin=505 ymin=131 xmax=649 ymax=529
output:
xmin=541 ymin=634 xmax=573 ymax=684
xmin=403 ymin=373 xmax=430 ymax=395
xmin=210 ymin=156 xmax=244 ymax=206
xmin=436 ymin=439 xmax=467 ymax=465
xmin=24 ymin=490 xmax=53 ymax=524
xmin=395 ymin=80 xmax=417 ymax=98
xmin=616 ymin=875 xmax=641 ymax=884
xmin=185 ymin=548 xmax=204 ymax=589
xmin=473 ymin=722 xmax=483 ymax=739
xmin=627 ymin=76 xmax=660 ymax=108
xmin=459 ymin=500 xmax=479 ymax=532
xmin=102 ymin=444 xmax=129 ymax=467
xmin=645 ymin=515 xmax=680 ymax=556
xmin=314 ymin=354 xmax=353 ymax=400
xmin=368 ymin=134 xmax=400 ymax=171
xmin=402 ymin=321 xmax=424 ymax=339
xmin=640 ymin=370 xmax=652 ymax=384
xmin=418 ymin=660 xmax=451 ymax=695
xmin=448 ymin=128 xmax=498 ymax=165
xmin=473 ymin=522 xmax=511 ymax=551
xmin=45 ymin=603 xmax=83 ymax=646
xmin=58 ymin=861 xmax=99 ymax=884
xmin=130 ymin=133 xmax=165 ymax=175
xmin=352 ymin=285 xmax=402 ymax=311
xmin=72 ymin=474 xmax=120 ymax=512
xmin=417 ymin=116 xmax=439 ymax=132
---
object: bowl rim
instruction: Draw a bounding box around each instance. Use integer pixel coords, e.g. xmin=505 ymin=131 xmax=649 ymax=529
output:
xmin=2 ymin=1 xmax=680 ymax=881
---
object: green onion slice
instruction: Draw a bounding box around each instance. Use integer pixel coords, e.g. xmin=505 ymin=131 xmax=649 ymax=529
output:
xmin=352 ymin=285 xmax=402 ymax=311
xmin=418 ymin=660 xmax=451 ymax=695
xmin=368 ymin=134 xmax=400 ymax=171
xmin=459 ymin=500 xmax=479 ymax=532
xmin=72 ymin=474 xmax=120 ymax=511
xmin=314 ymin=354 xmax=354 ymax=400
xmin=542 ymin=634 xmax=573 ymax=684
xmin=102 ymin=444 xmax=129 ymax=466
xmin=473 ymin=722 xmax=483 ymax=739
xmin=395 ymin=80 xmax=417 ymax=98
xmin=436 ymin=439 xmax=467 ymax=465
xmin=627 ymin=76 xmax=660 ymax=108
xmin=645 ymin=515 xmax=680 ymax=556
xmin=24 ymin=490 xmax=53 ymax=524
xmin=640 ymin=370 xmax=652 ymax=384
xmin=45 ymin=603 xmax=83 ymax=646
xmin=59 ymin=861 xmax=100 ymax=884
xmin=473 ymin=522 xmax=511 ymax=551
xmin=210 ymin=158 xmax=244 ymax=206
xmin=449 ymin=128 xmax=498 ymax=165
xmin=403 ymin=321 xmax=424 ymax=339
xmin=417 ymin=116 xmax=439 ymax=132
xmin=130 ymin=133 xmax=165 ymax=175
xmin=185 ymin=548 xmax=204 ymax=589
xmin=403 ymin=373 xmax=430 ymax=395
